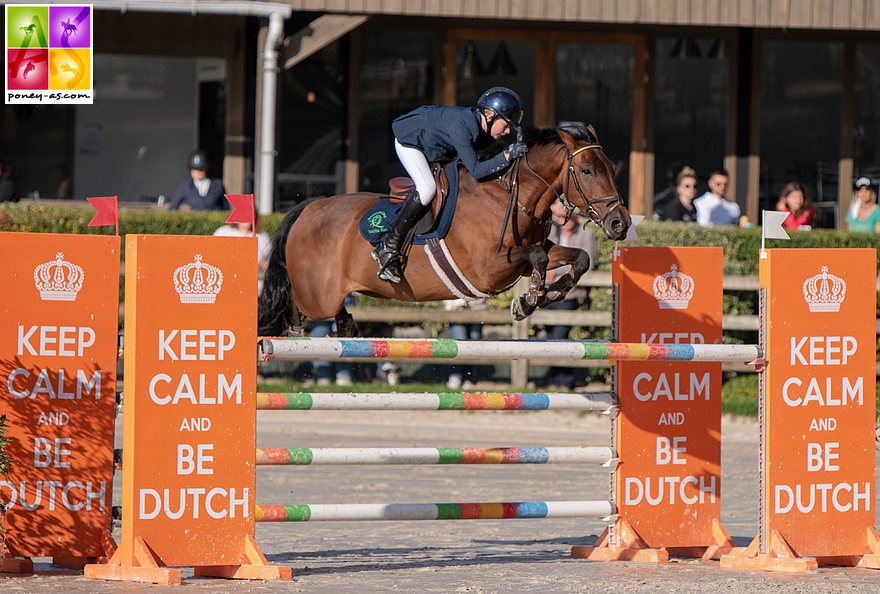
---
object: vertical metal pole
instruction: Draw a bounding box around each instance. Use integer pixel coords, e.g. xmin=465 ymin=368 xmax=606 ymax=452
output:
xmin=258 ymin=12 xmax=284 ymax=215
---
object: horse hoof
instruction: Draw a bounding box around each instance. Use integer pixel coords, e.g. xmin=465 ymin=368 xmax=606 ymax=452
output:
xmin=510 ymin=298 xmax=529 ymax=321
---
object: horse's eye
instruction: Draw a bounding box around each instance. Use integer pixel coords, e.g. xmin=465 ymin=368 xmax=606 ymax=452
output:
xmin=581 ymin=167 xmax=593 ymax=177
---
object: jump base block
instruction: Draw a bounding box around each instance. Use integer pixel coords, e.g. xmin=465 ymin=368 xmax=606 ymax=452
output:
xmin=720 ymin=531 xmax=818 ymax=573
xmin=571 ymin=520 xmax=668 ymax=564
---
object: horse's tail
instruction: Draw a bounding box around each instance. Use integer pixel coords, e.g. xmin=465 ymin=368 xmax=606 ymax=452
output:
xmin=257 ymin=199 xmax=315 ymax=336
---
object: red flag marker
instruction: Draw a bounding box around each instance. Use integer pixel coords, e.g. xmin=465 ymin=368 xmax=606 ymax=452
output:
xmin=87 ymin=196 xmax=119 ymax=236
xmin=225 ymin=194 xmax=256 ymax=236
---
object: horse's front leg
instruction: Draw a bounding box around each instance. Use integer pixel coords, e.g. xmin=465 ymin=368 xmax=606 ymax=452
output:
xmin=535 ymin=245 xmax=591 ymax=310
xmin=509 ymin=246 xmax=549 ymax=321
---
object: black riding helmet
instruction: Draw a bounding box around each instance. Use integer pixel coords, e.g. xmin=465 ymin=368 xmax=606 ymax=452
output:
xmin=477 ymin=87 xmax=524 ymax=132
xmin=187 ymin=150 xmax=210 ymax=170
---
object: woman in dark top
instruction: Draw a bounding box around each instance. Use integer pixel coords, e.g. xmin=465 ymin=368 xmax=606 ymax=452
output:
xmin=660 ymin=166 xmax=698 ymax=223
xmin=372 ymin=87 xmax=528 ymax=284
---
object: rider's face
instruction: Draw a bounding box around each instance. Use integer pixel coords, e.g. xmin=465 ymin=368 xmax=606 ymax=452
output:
xmin=488 ymin=117 xmax=510 ymax=139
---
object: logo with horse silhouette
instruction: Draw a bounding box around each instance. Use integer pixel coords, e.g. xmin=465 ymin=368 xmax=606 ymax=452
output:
xmin=5 ymin=4 xmax=93 ymax=103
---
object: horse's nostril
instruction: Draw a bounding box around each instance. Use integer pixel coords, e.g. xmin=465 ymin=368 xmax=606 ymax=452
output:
xmin=611 ymin=220 xmax=625 ymax=233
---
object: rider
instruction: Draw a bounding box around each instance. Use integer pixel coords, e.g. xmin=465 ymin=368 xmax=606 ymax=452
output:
xmin=372 ymin=86 xmax=528 ymax=284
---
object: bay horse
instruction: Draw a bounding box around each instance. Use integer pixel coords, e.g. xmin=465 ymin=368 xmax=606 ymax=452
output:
xmin=258 ymin=124 xmax=631 ymax=337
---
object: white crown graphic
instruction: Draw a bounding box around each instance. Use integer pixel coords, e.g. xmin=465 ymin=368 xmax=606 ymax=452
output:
xmin=652 ymin=265 xmax=695 ymax=310
xmin=173 ymin=254 xmax=223 ymax=304
xmin=802 ymin=266 xmax=846 ymax=312
xmin=33 ymin=252 xmax=84 ymax=301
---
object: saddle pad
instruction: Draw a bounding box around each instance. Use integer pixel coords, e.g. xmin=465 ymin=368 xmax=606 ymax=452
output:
xmin=359 ymin=160 xmax=460 ymax=245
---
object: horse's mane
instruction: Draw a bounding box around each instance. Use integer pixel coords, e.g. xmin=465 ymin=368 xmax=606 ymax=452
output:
xmin=520 ymin=123 xmax=598 ymax=148
xmin=475 ymin=124 xmax=599 ymax=160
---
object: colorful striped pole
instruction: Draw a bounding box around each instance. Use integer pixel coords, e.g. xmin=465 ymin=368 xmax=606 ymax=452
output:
xmin=259 ymin=337 xmax=762 ymax=363
xmin=254 ymin=500 xmax=614 ymax=522
xmin=256 ymin=446 xmax=615 ymax=466
xmin=256 ymin=391 xmax=615 ymax=411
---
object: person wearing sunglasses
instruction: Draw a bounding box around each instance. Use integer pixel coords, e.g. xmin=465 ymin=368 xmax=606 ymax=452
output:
xmin=658 ymin=166 xmax=698 ymax=223
xmin=694 ymin=168 xmax=740 ymax=226
xmin=372 ymin=86 xmax=528 ymax=284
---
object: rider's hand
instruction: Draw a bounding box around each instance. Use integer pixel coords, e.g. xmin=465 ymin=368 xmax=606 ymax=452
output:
xmin=505 ymin=142 xmax=528 ymax=160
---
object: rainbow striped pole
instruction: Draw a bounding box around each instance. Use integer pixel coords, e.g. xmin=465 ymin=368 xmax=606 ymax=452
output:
xmin=256 ymin=391 xmax=615 ymax=411
xmin=259 ymin=337 xmax=762 ymax=363
xmin=256 ymin=446 xmax=616 ymax=466
xmin=254 ymin=500 xmax=614 ymax=522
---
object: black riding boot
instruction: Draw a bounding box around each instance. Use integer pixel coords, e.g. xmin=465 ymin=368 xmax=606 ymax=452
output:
xmin=372 ymin=191 xmax=430 ymax=284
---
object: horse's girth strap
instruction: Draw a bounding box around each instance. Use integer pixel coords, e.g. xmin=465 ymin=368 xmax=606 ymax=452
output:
xmin=424 ymin=238 xmax=491 ymax=301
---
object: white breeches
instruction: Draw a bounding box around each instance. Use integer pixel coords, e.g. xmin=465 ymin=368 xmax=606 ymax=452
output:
xmin=394 ymin=139 xmax=436 ymax=205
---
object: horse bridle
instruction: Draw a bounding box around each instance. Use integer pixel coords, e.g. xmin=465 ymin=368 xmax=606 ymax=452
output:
xmin=507 ymin=143 xmax=625 ymax=229
xmin=562 ymin=144 xmax=626 ymax=228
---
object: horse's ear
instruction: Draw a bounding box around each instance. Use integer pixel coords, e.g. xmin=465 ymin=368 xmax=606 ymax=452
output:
xmin=557 ymin=128 xmax=578 ymax=151
xmin=587 ymin=125 xmax=599 ymax=143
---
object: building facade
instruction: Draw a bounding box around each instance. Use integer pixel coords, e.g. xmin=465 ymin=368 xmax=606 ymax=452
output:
xmin=3 ymin=1 xmax=879 ymax=228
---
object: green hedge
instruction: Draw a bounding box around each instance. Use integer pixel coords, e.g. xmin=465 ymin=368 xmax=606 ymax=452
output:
xmin=0 ymin=203 xmax=286 ymax=247
xmin=594 ymin=221 xmax=880 ymax=274
xmin=4 ymin=204 xmax=878 ymax=272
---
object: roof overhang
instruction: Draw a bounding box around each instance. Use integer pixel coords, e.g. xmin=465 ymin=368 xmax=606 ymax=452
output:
xmin=8 ymin=0 xmax=292 ymax=18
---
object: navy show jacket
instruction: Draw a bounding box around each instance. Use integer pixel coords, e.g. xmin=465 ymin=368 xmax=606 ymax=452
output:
xmin=392 ymin=105 xmax=512 ymax=179
xmin=169 ymin=178 xmax=228 ymax=211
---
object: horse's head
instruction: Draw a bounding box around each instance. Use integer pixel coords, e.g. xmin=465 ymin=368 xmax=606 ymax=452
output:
xmin=555 ymin=125 xmax=631 ymax=240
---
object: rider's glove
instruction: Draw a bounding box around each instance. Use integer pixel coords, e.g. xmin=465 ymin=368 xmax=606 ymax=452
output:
xmin=506 ymin=142 xmax=529 ymax=160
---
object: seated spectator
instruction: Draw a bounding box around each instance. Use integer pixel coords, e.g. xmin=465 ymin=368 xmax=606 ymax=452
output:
xmin=845 ymin=177 xmax=880 ymax=233
xmin=775 ymin=181 xmax=814 ymax=230
xmin=694 ymin=168 xmax=740 ymax=226
xmin=658 ymin=166 xmax=698 ymax=223
xmin=170 ymin=150 xmax=228 ymax=211
xmin=213 ymin=211 xmax=272 ymax=293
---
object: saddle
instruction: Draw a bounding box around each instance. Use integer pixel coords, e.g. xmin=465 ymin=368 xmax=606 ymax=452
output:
xmin=359 ymin=160 xmax=460 ymax=245
xmin=387 ymin=161 xmax=450 ymax=234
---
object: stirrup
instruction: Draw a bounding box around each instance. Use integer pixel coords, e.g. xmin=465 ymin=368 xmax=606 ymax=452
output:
xmin=372 ymin=244 xmax=404 ymax=284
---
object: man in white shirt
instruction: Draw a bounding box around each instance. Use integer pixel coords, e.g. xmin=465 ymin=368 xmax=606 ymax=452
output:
xmin=693 ymin=168 xmax=740 ymax=226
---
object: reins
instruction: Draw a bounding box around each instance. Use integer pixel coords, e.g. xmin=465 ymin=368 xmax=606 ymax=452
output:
xmin=496 ymin=156 xmax=522 ymax=252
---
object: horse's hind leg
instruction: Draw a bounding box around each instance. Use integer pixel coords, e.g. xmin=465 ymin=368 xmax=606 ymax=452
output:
xmin=288 ymin=305 xmax=305 ymax=337
xmin=333 ymin=308 xmax=359 ymax=338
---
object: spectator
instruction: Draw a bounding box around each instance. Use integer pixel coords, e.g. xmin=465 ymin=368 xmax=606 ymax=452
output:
xmin=845 ymin=177 xmax=880 ymax=233
xmin=651 ymin=162 xmax=683 ymax=219
xmin=542 ymin=200 xmax=597 ymax=390
xmin=213 ymin=210 xmax=272 ymax=293
xmin=443 ymin=298 xmax=486 ymax=390
xmin=0 ymin=157 xmax=19 ymax=203
xmin=170 ymin=150 xmax=227 ymax=211
xmin=658 ymin=166 xmax=698 ymax=223
xmin=775 ymin=181 xmax=814 ymax=230
xmin=694 ymin=168 xmax=740 ymax=226
xmin=848 ymin=176 xmax=873 ymax=221
xmin=309 ymin=295 xmax=355 ymax=387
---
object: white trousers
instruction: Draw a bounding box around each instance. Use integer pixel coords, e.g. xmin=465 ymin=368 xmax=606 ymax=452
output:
xmin=394 ymin=139 xmax=436 ymax=205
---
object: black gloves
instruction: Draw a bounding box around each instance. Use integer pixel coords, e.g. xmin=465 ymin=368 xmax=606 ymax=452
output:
xmin=506 ymin=142 xmax=529 ymax=160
